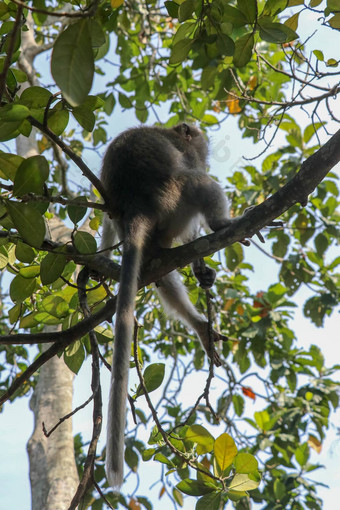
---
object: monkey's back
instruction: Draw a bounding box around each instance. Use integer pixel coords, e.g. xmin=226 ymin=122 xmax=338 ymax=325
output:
xmin=101 ymin=126 xmax=207 ymax=221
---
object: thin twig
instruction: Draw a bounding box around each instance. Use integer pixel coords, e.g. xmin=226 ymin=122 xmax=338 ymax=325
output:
xmin=68 ymin=267 xmax=103 ymax=509
xmin=11 ymin=0 xmax=100 ymax=18
xmin=42 ymin=393 xmax=94 ymax=437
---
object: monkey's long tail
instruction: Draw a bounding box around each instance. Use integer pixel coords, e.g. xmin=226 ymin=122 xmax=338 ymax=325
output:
xmin=106 ymin=215 xmax=151 ymax=492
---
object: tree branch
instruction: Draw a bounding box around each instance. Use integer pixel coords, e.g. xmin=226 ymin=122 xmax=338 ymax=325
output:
xmin=0 ymin=127 xmax=339 ymax=402
xmin=0 ymin=3 xmax=24 ymax=102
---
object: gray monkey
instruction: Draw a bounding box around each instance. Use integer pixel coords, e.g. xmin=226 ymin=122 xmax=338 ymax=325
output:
xmin=100 ymin=123 xmax=236 ymax=491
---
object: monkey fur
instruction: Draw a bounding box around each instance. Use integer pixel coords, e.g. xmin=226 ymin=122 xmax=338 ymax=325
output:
xmin=101 ymin=123 xmax=235 ymax=491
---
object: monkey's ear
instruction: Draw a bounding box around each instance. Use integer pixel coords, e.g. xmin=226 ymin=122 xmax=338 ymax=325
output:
xmin=180 ymin=123 xmax=192 ymax=141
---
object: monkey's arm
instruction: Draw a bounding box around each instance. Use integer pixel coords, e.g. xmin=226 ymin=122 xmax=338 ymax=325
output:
xmin=155 ymin=271 xmax=225 ymax=366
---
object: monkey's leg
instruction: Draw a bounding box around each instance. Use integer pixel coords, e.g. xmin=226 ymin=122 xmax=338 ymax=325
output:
xmin=100 ymin=213 xmax=120 ymax=255
xmin=155 ymin=271 xmax=226 ymax=366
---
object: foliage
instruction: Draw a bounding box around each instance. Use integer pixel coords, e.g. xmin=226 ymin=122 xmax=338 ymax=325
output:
xmin=0 ymin=0 xmax=339 ymax=509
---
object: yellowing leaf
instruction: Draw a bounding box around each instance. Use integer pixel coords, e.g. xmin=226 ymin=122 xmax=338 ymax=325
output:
xmin=89 ymin=216 xmax=100 ymax=231
xmin=308 ymin=434 xmax=322 ymax=454
xmin=111 ymin=0 xmax=124 ymax=7
xmin=248 ymin=75 xmax=257 ymax=90
xmin=227 ymin=94 xmax=242 ymax=114
xmin=223 ymin=298 xmax=234 ymax=311
xmin=214 ymin=433 xmax=237 ymax=472
xmin=236 ymin=304 xmax=244 ymax=315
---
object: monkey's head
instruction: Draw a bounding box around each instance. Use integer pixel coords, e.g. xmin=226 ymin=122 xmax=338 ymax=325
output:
xmin=173 ymin=123 xmax=209 ymax=165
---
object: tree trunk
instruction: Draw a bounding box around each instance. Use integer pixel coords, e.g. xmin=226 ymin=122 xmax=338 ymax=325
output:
xmin=17 ymin=16 xmax=79 ymax=509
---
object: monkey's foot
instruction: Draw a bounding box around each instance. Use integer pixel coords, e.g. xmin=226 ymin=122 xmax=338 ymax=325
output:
xmin=243 ymin=206 xmax=284 ymax=244
xmin=194 ymin=265 xmax=216 ymax=289
xmin=200 ymin=327 xmax=228 ymax=367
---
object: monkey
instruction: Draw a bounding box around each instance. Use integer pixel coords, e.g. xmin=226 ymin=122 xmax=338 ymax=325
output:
xmin=100 ymin=123 xmax=241 ymax=491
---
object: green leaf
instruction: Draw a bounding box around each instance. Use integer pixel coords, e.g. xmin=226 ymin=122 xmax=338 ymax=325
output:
xmin=47 ymin=108 xmax=69 ymax=135
xmin=234 ymin=453 xmax=258 ymax=474
xmin=64 ymin=340 xmax=85 ymax=374
xmin=73 ymin=231 xmax=97 ymax=254
xmin=314 ymin=233 xmax=328 ymax=257
xmin=225 ymin=243 xmax=244 ymax=271
xmin=303 ymin=122 xmax=324 ymax=143
xmin=140 ymin=363 xmax=165 ymax=394
xmin=173 ymin=22 xmax=196 ymax=45
xmin=326 ymin=58 xmax=338 ymax=67
xmin=0 ymin=104 xmax=30 ymax=122
xmin=15 ymin=241 xmax=36 ymax=263
xmin=8 ymin=303 xmax=21 ymax=324
xmin=329 ymin=13 xmax=340 ymax=29
xmin=237 ymin=0 xmax=257 ymax=23
xmin=89 ymin=19 xmax=106 ymax=47
xmin=176 ymin=479 xmax=216 ymax=496
xmin=125 ymin=447 xmax=139 ymax=472
xmin=258 ymin=19 xmax=298 ymax=43
xmin=295 ymin=443 xmax=309 ymax=467
xmin=217 ymin=33 xmax=235 ymax=57
xmin=10 ymin=274 xmax=36 ymax=303
xmin=0 ymin=152 xmax=24 ymax=181
xmin=263 ymin=0 xmax=289 ymax=16
xmin=40 ymin=252 xmax=67 ymax=285
xmin=170 ymin=39 xmax=193 ymax=65
xmin=68 ymin=196 xmax=88 ymax=224
xmin=233 ymin=32 xmax=254 ymax=67
xmin=142 ymin=448 xmax=156 ymax=461
xmin=327 ymin=0 xmax=340 ymax=13
xmin=6 ymin=201 xmax=46 ymax=248
xmin=214 ymin=433 xmax=237 ymax=471
xmin=13 ymin=155 xmax=49 ymax=197
xmin=165 ymin=1 xmax=179 ymax=18
xmin=72 ymin=105 xmax=95 ymax=132
xmin=223 ymin=6 xmax=248 ymax=27
xmin=41 ymin=295 xmax=69 ymax=318
xmin=254 ymin=410 xmax=270 ymax=430
xmin=185 ymin=425 xmax=214 ymax=454
xmin=313 ymin=49 xmax=324 ymax=61
xmin=19 ymin=265 xmax=40 ymax=278
xmin=196 ymin=492 xmax=223 ymax=510
xmin=232 ymin=394 xmax=245 ymax=416
xmin=154 ymin=452 xmax=174 ymax=466
xmin=0 ymin=120 xmax=22 ymax=142
xmin=228 ymin=472 xmax=261 ymax=491
xmin=0 ymin=246 xmax=8 ymax=269
xmin=51 ymin=20 xmax=94 ymax=106
xmin=285 ymin=12 xmax=300 ymax=31
xmin=178 ymin=0 xmax=196 ymax=22
xmin=20 ymin=86 xmax=52 ymax=108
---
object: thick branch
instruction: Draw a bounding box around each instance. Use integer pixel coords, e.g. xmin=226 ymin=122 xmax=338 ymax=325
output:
xmin=1 ymin=128 xmax=339 ymax=351
xmin=142 ymin=127 xmax=340 ymax=284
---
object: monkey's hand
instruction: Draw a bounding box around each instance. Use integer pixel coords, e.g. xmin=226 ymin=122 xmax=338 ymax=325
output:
xmin=193 ymin=259 xmax=216 ymax=289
